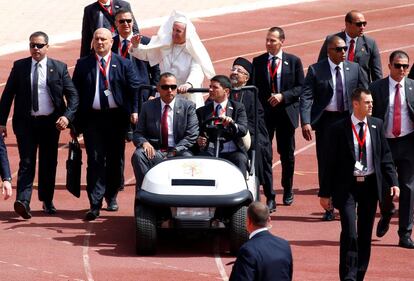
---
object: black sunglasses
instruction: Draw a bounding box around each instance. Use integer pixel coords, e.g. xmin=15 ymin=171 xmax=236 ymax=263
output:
xmin=160 ymin=84 xmax=177 ymax=90
xmin=393 ymin=63 xmax=410 ymax=69
xmin=330 ymin=46 xmax=348 ymax=52
xmin=353 ymin=21 xmax=367 ymax=27
xmin=119 ymin=19 xmax=133 ymax=24
xmin=30 ymin=43 xmax=47 ymax=49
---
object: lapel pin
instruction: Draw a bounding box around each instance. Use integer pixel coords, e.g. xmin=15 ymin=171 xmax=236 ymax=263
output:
xmin=371 ymin=124 xmax=376 ymax=128
xmin=112 ymin=64 xmax=117 ymax=68
xmin=49 ymin=69 xmax=54 ymax=72
xmin=409 ymin=87 xmax=412 ymax=91
xmin=284 ymin=61 xmax=289 ymax=65
xmin=346 ymin=67 xmax=350 ymax=71
xmin=228 ymin=106 xmax=233 ymax=110
xmin=361 ymin=48 xmax=365 ymax=52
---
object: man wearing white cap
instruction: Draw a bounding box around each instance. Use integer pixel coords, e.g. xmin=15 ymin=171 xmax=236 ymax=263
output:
xmin=130 ymin=10 xmax=215 ymax=108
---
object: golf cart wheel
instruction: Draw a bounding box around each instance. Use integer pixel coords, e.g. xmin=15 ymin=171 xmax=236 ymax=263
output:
xmin=229 ymin=206 xmax=249 ymax=255
xmin=135 ymin=204 xmax=157 ymax=255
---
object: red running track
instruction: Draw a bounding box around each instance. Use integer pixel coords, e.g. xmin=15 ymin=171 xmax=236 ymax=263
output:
xmin=1 ymin=1 xmax=414 ymax=280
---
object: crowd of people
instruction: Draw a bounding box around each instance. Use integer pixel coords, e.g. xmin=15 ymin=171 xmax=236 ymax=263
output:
xmin=0 ymin=1 xmax=414 ymax=280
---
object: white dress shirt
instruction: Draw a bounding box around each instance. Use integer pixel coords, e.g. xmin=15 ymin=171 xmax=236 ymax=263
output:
xmin=31 ymin=57 xmax=54 ymax=116
xmin=268 ymin=49 xmax=283 ymax=93
xmin=345 ymin=32 xmax=358 ymax=58
xmin=325 ymin=58 xmax=346 ymax=112
xmin=93 ymin=52 xmax=118 ymax=110
xmin=351 ymin=114 xmax=374 ymax=176
xmin=213 ymin=100 xmax=238 ymax=153
xmin=385 ymin=76 xmax=414 ymax=138
xmin=249 ymin=227 xmax=268 ymax=239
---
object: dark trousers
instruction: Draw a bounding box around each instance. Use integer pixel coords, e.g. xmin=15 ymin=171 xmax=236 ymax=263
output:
xmin=315 ymin=111 xmax=349 ymax=195
xmin=132 ymin=148 xmax=192 ymax=189
xmin=256 ymin=141 xmax=275 ymax=200
xmin=265 ymin=108 xmax=295 ymax=194
xmin=83 ymin=109 xmax=128 ymax=208
xmin=338 ymin=175 xmax=378 ymax=281
xmin=15 ymin=115 xmax=60 ymax=204
xmin=380 ymin=132 xmax=414 ymax=238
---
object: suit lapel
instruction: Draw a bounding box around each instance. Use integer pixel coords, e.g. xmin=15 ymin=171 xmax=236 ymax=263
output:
xmin=367 ymin=117 xmax=378 ymax=157
xmin=324 ymin=60 xmax=334 ymax=92
xmin=173 ymin=98 xmax=182 ymax=139
xmin=226 ymin=100 xmax=234 ymax=118
xmin=24 ymin=58 xmax=32 ymax=96
xmin=404 ymin=78 xmax=414 ymax=121
xmin=280 ymin=53 xmax=289 ymax=91
xmin=343 ymin=61 xmax=352 ymax=107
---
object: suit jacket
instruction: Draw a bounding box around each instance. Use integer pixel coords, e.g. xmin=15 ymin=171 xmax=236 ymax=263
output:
xmin=80 ymin=0 xmax=139 ymax=57
xmin=370 ymin=77 xmax=414 ymax=127
xmin=299 ymin=59 xmax=367 ymax=128
xmin=317 ymin=31 xmax=382 ymax=83
xmin=196 ymin=100 xmax=248 ymax=153
xmin=229 ymin=230 xmax=293 ymax=281
xmin=408 ymin=64 xmax=414 ymax=80
xmin=0 ymin=136 xmax=11 ymax=181
xmin=72 ymin=52 xmax=141 ymax=132
xmin=252 ymin=52 xmax=304 ymax=128
xmin=319 ymin=116 xmax=398 ymax=208
xmin=112 ymin=35 xmax=160 ymax=112
xmin=133 ymin=97 xmax=198 ymax=152
xmin=0 ymin=57 xmax=79 ymax=135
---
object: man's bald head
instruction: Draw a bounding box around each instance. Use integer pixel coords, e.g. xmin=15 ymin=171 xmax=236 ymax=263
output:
xmin=93 ymin=28 xmax=113 ymax=57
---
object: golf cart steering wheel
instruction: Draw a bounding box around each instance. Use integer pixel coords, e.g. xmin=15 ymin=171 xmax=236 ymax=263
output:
xmin=201 ymin=116 xmax=236 ymax=144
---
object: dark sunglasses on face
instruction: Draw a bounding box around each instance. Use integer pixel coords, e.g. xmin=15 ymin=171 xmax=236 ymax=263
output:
xmin=30 ymin=43 xmax=47 ymax=49
xmin=160 ymin=84 xmax=177 ymax=90
xmin=330 ymin=46 xmax=348 ymax=52
xmin=393 ymin=63 xmax=410 ymax=69
xmin=353 ymin=21 xmax=367 ymax=27
xmin=119 ymin=19 xmax=132 ymax=24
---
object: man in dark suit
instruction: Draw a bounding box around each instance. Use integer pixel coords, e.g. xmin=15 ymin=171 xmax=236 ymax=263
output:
xmin=0 ymin=31 xmax=79 ymax=218
xmin=80 ymin=0 xmax=139 ymax=57
xmin=112 ymin=8 xmax=160 ymax=191
xmin=300 ymin=35 xmax=367 ymax=221
xmin=320 ymin=88 xmax=399 ymax=281
xmin=229 ymin=201 xmax=293 ymax=281
xmin=0 ymin=136 xmax=12 ymax=200
xmin=317 ymin=10 xmax=382 ymax=83
xmin=72 ymin=28 xmax=142 ymax=220
xmin=230 ymin=57 xmax=276 ymax=212
xmin=370 ymin=50 xmax=414 ymax=249
xmin=252 ymin=27 xmax=304 ymax=207
xmin=196 ymin=75 xmax=249 ymax=177
xmin=131 ymin=72 xmax=198 ymax=188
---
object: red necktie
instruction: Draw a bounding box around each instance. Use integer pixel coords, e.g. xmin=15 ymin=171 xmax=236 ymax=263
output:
xmin=392 ymin=83 xmax=402 ymax=137
xmin=161 ymin=104 xmax=170 ymax=150
xmin=348 ymin=39 xmax=355 ymax=61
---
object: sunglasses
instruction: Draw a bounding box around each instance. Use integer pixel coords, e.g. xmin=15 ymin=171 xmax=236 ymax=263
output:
xmin=393 ymin=63 xmax=410 ymax=69
xmin=118 ymin=19 xmax=133 ymax=24
xmin=353 ymin=21 xmax=367 ymax=27
xmin=330 ymin=46 xmax=348 ymax=52
xmin=160 ymin=84 xmax=177 ymax=90
xmin=30 ymin=43 xmax=47 ymax=49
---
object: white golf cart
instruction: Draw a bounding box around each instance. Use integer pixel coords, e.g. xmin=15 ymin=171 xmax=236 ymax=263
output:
xmin=134 ymin=86 xmax=260 ymax=255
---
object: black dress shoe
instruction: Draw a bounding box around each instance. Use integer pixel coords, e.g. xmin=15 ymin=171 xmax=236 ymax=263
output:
xmin=399 ymin=237 xmax=414 ymax=249
xmin=376 ymin=216 xmax=391 ymax=238
xmin=14 ymin=200 xmax=32 ymax=219
xmin=266 ymin=199 xmax=276 ymax=213
xmin=85 ymin=208 xmax=100 ymax=221
xmin=322 ymin=209 xmax=334 ymax=221
xmin=106 ymin=199 xmax=119 ymax=212
xmin=42 ymin=201 xmax=57 ymax=215
xmin=283 ymin=191 xmax=294 ymax=206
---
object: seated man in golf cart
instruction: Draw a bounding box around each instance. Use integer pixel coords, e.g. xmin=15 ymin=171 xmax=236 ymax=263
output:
xmin=131 ymin=72 xmax=199 ymax=189
xmin=196 ymin=75 xmax=249 ymax=177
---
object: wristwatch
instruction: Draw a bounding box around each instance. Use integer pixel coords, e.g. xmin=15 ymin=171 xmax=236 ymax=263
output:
xmin=2 ymin=177 xmax=11 ymax=182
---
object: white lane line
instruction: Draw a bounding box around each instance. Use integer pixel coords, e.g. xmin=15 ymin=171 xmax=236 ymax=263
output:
xmin=83 ymin=223 xmax=95 ymax=281
xmin=214 ymin=236 xmax=229 ymax=281
xmin=203 ymin=3 xmax=414 ymax=42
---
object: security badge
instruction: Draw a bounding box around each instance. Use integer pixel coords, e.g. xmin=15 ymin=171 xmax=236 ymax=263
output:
xmin=104 ymin=89 xmax=112 ymax=96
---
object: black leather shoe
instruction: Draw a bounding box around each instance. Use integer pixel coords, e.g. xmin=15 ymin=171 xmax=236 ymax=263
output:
xmin=266 ymin=199 xmax=276 ymax=213
xmin=322 ymin=209 xmax=334 ymax=221
xmin=42 ymin=201 xmax=57 ymax=215
xmin=376 ymin=216 xmax=391 ymax=238
xmin=399 ymin=237 xmax=414 ymax=249
xmin=283 ymin=191 xmax=294 ymax=206
xmin=85 ymin=208 xmax=100 ymax=221
xmin=14 ymin=200 xmax=32 ymax=219
xmin=106 ymin=199 xmax=119 ymax=212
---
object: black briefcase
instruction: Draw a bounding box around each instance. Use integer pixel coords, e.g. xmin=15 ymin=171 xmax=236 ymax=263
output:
xmin=66 ymin=139 xmax=82 ymax=198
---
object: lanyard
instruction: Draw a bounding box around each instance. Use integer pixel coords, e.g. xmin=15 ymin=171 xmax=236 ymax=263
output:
xmin=351 ymin=122 xmax=368 ymax=161
xmin=267 ymin=58 xmax=281 ymax=92
xmin=213 ymin=105 xmax=226 ymax=117
xmin=98 ymin=0 xmax=113 ymax=15
xmin=95 ymin=53 xmax=112 ymax=89
xmin=118 ymin=39 xmax=131 ymax=58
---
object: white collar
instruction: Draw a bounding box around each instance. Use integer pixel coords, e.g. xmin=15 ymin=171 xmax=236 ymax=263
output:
xmin=249 ymin=227 xmax=268 ymax=239
xmin=32 ymin=57 xmax=47 ymax=67
xmin=268 ymin=49 xmax=283 ymax=60
xmin=328 ymin=58 xmax=343 ymax=71
xmin=351 ymin=113 xmax=367 ymax=125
